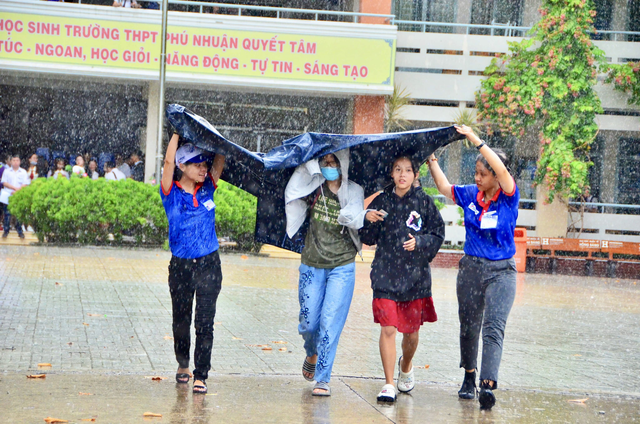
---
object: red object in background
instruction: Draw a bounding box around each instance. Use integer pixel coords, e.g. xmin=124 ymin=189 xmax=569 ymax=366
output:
xmin=514 ymin=227 xmax=527 ymax=273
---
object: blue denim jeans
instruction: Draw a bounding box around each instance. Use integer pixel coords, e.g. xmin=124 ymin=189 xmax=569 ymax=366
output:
xmin=2 ymin=203 xmax=22 ymax=236
xmin=298 ymin=262 xmax=356 ymax=384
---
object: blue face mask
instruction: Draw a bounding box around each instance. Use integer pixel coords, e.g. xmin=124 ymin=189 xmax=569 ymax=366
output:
xmin=321 ymin=167 xmax=340 ymax=181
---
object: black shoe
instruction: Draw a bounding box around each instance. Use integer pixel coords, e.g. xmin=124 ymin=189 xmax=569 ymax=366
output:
xmin=18 ymin=233 xmax=25 ymax=239
xmin=1 ymin=232 xmax=8 ymax=239
xmin=479 ymin=381 xmax=496 ymax=409
xmin=458 ymin=371 xmax=476 ymax=400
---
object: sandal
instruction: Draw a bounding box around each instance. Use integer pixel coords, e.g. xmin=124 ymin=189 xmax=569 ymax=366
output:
xmin=175 ymin=373 xmax=191 ymax=384
xmin=397 ymin=355 xmax=415 ymax=393
xmin=193 ymin=381 xmax=207 ymax=394
xmin=302 ymin=358 xmax=316 ymax=382
xmin=377 ymin=384 xmax=396 ymax=402
xmin=312 ymin=381 xmax=331 ymax=396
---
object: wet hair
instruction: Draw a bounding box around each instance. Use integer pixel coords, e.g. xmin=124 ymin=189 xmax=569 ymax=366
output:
xmin=476 ymin=148 xmax=511 ymax=176
xmin=390 ymin=155 xmax=419 ymax=177
xmin=11 ymin=154 xmax=20 ymax=160
xmin=104 ymin=161 xmax=115 ymax=170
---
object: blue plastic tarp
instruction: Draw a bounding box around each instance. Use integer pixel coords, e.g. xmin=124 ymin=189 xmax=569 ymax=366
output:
xmin=165 ymin=104 xmax=464 ymax=252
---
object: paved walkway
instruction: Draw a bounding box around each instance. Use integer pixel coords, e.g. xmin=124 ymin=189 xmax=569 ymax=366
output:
xmin=1 ymin=245 xmax=639 ymax=422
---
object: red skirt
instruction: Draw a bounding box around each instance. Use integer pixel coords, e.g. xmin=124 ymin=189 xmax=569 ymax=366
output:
xmin=372 ymin=297 xmax=437 ymax=334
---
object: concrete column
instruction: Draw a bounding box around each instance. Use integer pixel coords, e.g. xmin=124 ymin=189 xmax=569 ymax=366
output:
xmin=535 ymin=186 xmax=569 ymax=238
xmin=522 ymin=0 xmax=542 ymax=27
xmin=353 ymin=95 xmax=385 ymax=134
xmin=144 ymin=81 xmax=160 ymax=184
xmin=359 ymin=0 xmax=391 ymax=24
xmin=445 ymin=141 xmax=462 ymax=184
xmin=611 ymin=0 xmax=627 ymax=38
xmin=456 ymin=0 xmax=472 ymax=33
xmin=600 ymin=131 xmax=619 ymax=204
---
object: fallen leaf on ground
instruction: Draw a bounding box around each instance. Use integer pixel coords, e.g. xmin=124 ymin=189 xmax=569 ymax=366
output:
xmin=149 ymin=376 xmax=167 ymax=381
xmin=241 ymin=255 xmax=248 ymax=260
xmin=262 ymin=347 xmax=273 ymax=351
xmin=67 ymin=342 xmax=73 ymax=346
xmin=163 ymin=335 xmax=173 ymax=340
xmin=27 ymin=374 xmax=46 ymax=379
xmin=78 ymin=392 xmax=93 ymax=396
xmin=38 ymin=363 xmax=52 ymax=367
xmin=278 ymin=347 xmax=287 ymax=352
xmin=272 ymin=341 xmax=287 ymax=344
xmin=55 ymin=282 xmax=62 ymax=286
xmin=573 ymin=354 xmax=582 ymax=357
xmin=87 ymin=313 xmax=101 ymax=317
xmin=416 ymin=365 xmax=430 ymax=369
xmin=81 ymin=419 xmax=96 ymax=422
xmin=568 ymin=398 xmax=588 ymax=404
xmin=143 ymin=412 xmax=162 ymax=417
xmin=232 ymin=337 xmax=243 ymax=340
xmin=82 ymin=323 xmax=89 ymax=326
xmin=44 ymin=418 xmax=68 ymax=423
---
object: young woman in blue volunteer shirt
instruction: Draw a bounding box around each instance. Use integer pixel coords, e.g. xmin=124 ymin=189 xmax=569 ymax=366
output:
xmin=160 ymin=133 xmax=225 ymax=395
xmin=359 ymin=156 xmax=444 ymax=403
xmin=428 ymin=125 xmax=518 ymax=410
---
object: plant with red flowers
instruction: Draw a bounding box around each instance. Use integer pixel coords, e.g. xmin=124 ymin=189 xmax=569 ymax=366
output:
xmin=475 ymin=0 xmax=606 ymax=202
xmin=606 ymin=61 xmax=640 ymax=106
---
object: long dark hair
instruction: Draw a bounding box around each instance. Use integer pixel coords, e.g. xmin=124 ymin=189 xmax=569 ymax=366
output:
xmin=475 ymin=148 xmax=511 ymax=176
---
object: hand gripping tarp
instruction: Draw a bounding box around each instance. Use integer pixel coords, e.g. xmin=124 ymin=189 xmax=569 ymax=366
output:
xmin=166 ymin=104 xmax=465 ymax=253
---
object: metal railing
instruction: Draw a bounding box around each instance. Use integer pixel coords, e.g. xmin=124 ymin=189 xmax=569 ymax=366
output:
xmin=73 ymin=1 xmax=640 ymax=41
xmin=393 ymin=20 xmax=531 ymax=37
xmin=394 ymin=19 xmax=640 ymax=41
xmin=519 ymin=198 xmax=640 ymax=213
xmin=81 ymin=0 xmax=394 ymax=23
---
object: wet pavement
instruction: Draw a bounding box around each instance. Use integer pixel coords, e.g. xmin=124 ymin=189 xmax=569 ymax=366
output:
xmin=1 ymin=245 xmax=639 ymax=423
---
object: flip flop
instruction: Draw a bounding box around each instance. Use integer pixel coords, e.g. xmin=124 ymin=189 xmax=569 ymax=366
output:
xmin=175 ymin=373 xmax=191 ymax=384
xmin=312 ymin=381 xmax=331 ymax=396
xmin=302 ymin=358 xmax=316 ymax=382
xmin=193 ymin=381 xmax=207 ymax=394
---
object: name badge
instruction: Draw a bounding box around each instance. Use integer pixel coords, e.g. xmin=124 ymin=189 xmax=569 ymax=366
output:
xmin=480 ymin=211 xmax=498 ymax=229
xmin=203 ymin=199 xmax=215 ymax=211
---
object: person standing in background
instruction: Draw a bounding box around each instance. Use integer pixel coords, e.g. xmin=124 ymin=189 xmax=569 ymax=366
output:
xmin=130 ymin=150 xmax=144 ymax=182
xmin=116 ymin=154 xmax=132 ymax=179
xmin=1 ymin=154 xmax=30 ymax=239
xmin=27 ymin=154 xmax=40 ymax=181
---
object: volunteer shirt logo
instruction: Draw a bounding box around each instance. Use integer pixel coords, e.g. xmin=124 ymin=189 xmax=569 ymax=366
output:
xmin=468 ymin=203 xmax=480 ymax=215
xmin=406 ymin=211 xmax=422 ymax=231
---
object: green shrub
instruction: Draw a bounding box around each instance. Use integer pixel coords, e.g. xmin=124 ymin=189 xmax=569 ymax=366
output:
xmin=214 ymin=180 xmax=259 ymax=251
xmin=8 ymin=177 xmax=259 ymax=250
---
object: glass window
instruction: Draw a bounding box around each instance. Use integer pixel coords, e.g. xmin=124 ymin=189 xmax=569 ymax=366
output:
xmin=394 ymin=0 xmax=457 ymax=32
xmin=469 ymin=0 xmax=523 ymax=35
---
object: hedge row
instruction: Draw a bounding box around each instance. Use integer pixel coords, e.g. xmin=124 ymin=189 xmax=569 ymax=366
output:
xmin=8 ymin=177 xmax=259 ymax=250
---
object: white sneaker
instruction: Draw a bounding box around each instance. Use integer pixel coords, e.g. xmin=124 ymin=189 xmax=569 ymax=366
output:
xmin=377 ymin=384 xmax=396 ymax=402
xmin=397 ymin=355 xmax=415 ymax=393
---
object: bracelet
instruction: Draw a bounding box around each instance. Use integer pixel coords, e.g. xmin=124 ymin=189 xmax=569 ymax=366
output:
xmin=476 ymin=141 xmax=486 ymax=150
xmin=428 ymin=157 xmax=438 ymax=163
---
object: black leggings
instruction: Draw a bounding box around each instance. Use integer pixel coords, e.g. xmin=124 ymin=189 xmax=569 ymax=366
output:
xmin=168 ymin=250 xmax=222 ymax=382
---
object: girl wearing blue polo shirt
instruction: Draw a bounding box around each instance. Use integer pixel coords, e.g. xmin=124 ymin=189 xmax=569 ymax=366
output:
xmin=160 ymin=133 xmax=225 ymax=395
xmin=428 ymin=125 xmax=518 ymax=410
